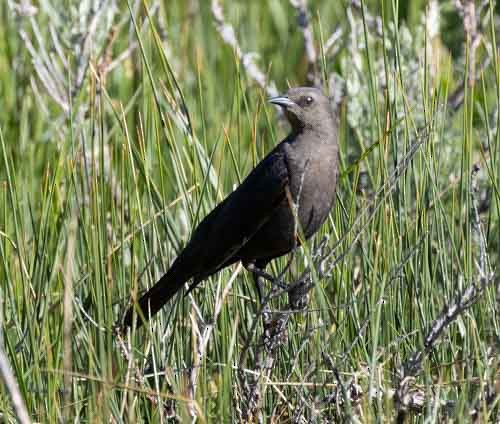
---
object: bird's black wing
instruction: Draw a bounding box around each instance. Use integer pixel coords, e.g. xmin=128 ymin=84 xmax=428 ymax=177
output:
xmin=122 ymin=145 xmax=291 ymax=327
xmin=175 ymin=146 xmax=291 ymax=278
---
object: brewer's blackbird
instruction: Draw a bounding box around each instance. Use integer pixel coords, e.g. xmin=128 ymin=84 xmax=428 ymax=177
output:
xmin=123 ymin=86 xmax=338 ymax=328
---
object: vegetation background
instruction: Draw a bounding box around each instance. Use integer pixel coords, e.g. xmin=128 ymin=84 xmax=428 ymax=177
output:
xmin=0 ymin=0 xmax=498 ymax=422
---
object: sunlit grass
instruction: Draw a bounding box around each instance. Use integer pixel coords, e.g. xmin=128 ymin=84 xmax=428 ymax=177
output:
xmin=0 ymin=0 xmax=498 ymax=422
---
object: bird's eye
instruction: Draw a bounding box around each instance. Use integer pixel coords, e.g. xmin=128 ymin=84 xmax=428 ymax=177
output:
xmin=305 ymin=96 xmax=314 ymax=105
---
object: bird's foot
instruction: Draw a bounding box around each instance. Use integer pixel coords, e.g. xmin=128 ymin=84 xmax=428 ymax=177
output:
xmin=244 ymin=263 xmax=287 ymax=291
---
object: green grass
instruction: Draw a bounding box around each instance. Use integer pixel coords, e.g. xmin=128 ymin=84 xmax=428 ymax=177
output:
xmin=0 ymin=0 xmax=498 ymax=422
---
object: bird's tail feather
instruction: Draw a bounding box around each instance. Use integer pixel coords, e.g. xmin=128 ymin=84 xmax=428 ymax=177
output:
xmin=122 ymin=271 xmax=185 ymax=328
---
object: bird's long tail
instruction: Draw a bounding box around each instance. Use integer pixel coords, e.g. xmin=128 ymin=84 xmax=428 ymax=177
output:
xmin=122 ymin=270 xmax=186 ymax=328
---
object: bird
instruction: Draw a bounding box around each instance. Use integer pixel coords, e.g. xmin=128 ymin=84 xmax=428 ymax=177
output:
xmin=123 ymin=86 xmax=339 ymax=328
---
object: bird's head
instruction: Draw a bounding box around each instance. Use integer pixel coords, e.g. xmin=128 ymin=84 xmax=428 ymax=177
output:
xmin=269 ymin=87 xmax=334 ymax=133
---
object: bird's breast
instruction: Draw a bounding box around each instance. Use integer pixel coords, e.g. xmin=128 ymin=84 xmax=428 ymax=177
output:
xmin=291 ymin=146 xmax=338 ymax=238
xmin=236 ymin=136 xmax=338 ymax=263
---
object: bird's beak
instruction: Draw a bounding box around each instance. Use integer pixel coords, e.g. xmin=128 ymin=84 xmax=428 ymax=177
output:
xmin=268 ymin=95 xmax=296 ymax=108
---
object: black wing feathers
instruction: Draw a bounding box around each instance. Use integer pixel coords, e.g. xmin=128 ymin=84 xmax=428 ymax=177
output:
xmin=123 ymin=148 xmax=290 ymax=327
